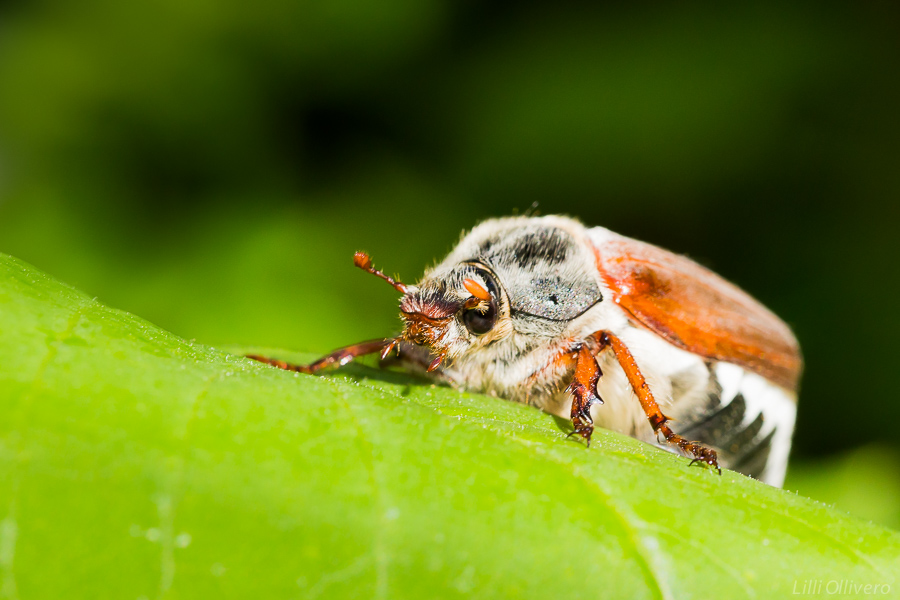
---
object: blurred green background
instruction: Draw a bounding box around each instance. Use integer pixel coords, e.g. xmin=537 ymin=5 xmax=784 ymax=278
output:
xmin=0 ymin=1 xmax=898 ymax=527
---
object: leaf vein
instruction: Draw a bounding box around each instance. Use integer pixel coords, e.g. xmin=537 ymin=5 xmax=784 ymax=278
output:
xmin=534 ymin=448 xmax=674 ymax=600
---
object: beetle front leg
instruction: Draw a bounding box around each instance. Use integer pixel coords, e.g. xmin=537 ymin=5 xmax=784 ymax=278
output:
xmin=565 ymin=344 xmax=605 ymax=447
xmin=247 ymin=338 xmax=391 ymax=374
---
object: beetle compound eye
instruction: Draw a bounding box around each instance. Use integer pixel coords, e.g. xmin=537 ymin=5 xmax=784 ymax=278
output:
xmin=462 ymin=301 xmax=497 ymax=335
xmin=460 ymin=264 xmax=501 ymax=335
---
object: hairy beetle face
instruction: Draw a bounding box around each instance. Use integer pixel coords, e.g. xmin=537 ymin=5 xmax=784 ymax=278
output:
xmin=397 ymin=262 xmax=508 ymax=366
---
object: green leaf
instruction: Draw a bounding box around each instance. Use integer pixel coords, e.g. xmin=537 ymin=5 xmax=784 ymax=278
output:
xmin=0 ymin=252 xmax=898 ymax=599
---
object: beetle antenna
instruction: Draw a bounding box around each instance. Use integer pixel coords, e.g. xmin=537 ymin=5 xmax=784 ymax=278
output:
xmin=354 ymin=252 xmax=409 ymax=294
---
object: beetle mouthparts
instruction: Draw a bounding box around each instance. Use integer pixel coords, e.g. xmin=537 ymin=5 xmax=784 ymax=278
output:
xmin=398 ymin=289 xmax=460 ymax=351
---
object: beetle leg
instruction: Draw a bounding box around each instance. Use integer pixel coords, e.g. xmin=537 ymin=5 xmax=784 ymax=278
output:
xmin=596 ymin=330 xmax=721 ymax=474
xmin=247 ymin=338 xmax=390 ymax=374
xmin=565 ymin=344 xmax=605 ymax=447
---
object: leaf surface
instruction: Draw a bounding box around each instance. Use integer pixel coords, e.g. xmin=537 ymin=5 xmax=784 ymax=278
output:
xmin=0 ymin=253 xmax=897 ymax=599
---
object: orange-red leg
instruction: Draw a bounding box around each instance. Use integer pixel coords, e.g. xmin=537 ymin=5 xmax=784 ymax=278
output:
xmin=247 ymin=339 xmax=390 ymax=374
xmin=597 ymin=330 xmax=720 ymax=473
xmin=565 ymin=343 xmax=605 ymax=447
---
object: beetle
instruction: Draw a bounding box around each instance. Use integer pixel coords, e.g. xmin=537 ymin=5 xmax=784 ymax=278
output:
xmin=249 ymin=215 xmax=802 ymax=487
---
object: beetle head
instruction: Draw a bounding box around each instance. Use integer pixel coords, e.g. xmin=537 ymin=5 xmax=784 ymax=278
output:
xmin=353 ymin=217 xmax=604 ymax=371
xmin=353 ymin=252 xmax=509 ymax=371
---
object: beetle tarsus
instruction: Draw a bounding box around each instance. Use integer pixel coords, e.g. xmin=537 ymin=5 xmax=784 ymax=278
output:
xmin=661 ymin=430 xmax=721 ymax=474
xmin=687 ymin=444 xmax=722 ymax=474
xmin=566 ymin=422 xmax=594 ymax=447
